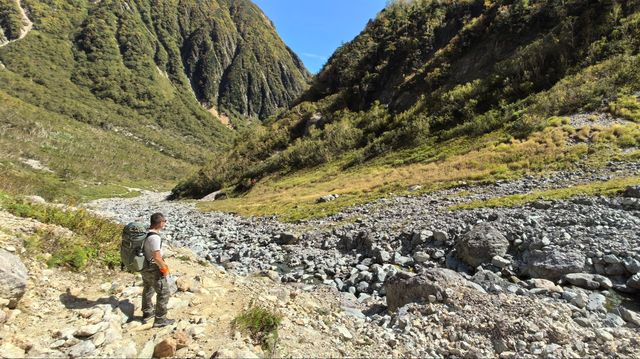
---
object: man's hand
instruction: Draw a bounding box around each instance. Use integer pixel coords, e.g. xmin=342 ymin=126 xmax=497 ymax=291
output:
xmin=152 ymin=250 xmax=169 ymax=276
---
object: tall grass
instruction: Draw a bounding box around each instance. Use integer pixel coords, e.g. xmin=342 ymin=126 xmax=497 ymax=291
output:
xmin=1 ymin=194 xmax=122 ymax=270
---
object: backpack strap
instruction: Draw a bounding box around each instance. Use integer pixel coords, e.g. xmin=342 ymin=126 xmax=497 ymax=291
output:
xmin=144 ymin=232 xmax=163 ymax=263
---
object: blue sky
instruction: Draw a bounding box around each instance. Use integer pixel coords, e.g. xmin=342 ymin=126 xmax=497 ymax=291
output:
xmin=253 ymin=0 xmax=388 ymax=74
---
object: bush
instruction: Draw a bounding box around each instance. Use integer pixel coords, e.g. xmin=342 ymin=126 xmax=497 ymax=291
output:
xmin=233 ymin=306 xmax=282 ymax=354
xmin=609 ymin=95 xmax=640 ymax=122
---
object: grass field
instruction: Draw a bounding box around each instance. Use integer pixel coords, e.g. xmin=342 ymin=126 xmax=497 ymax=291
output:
xmin=199 ymin=119 xmax=640 ymax=221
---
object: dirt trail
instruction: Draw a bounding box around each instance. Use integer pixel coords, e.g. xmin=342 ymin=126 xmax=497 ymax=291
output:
xmin=0 ymin=0 xmax=33 ymax=49
xmin=0 ymin=210 xmax=382 ymax=358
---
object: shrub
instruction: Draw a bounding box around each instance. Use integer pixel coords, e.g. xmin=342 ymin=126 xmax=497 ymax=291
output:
xmin=233 ymin=306 xmax=282 ymax=354
xmin=609 ymin=95 xmax=640 ymax=122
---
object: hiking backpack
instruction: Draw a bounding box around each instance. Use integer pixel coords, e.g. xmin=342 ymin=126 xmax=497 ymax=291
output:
xmin=120 ymin=222 xmax=148 ymax=272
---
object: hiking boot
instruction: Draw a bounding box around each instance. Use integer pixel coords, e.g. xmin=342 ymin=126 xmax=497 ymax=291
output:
xmin=142 ymin=313 xmax=154 ymax=324
xmin=153 ymin=318 xmax=175 ymax=328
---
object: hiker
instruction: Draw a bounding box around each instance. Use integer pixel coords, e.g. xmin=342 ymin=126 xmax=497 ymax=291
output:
xmin=141 ymin=212 xmax=175 ymax=328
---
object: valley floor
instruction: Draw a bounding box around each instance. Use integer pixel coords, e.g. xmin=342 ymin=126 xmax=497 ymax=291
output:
xmin=1 ymin=161 xmax=640 ymax=358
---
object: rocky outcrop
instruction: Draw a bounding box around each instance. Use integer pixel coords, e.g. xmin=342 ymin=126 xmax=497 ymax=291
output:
xmin=385 ymin=269 xmax=485 ymax=311
xmin=0 ymin=249 xmax=28 ymax=309
xmin=456 ymin=223 xmax=509 ymax=268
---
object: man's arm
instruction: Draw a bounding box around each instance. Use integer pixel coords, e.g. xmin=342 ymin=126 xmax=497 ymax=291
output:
xmin=152 ymin=250 xmax=169 ymax=276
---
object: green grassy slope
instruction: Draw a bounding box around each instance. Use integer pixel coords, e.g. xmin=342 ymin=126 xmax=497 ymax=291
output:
xmin=177 ymin=0 xmax=640 ymax=220
xmin=0 ymin=0 xmax=310 ymax=201
xmin=0 ymin=0 xmax=23 ymax=42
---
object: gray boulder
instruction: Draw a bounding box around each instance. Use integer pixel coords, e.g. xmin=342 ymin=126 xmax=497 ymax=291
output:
xmin=627 ymin=273 xmax=640 ymax=290
xmin=623 ymin=185 xmax=640 ymax=198
xmin=564 ymin=273 xmax=600 ymax=290
xmin=456 ymin=223 xmax=509 ymax=268
xmin=619 ymin=307 xmax=640 ymax=327
xmin=316 ymin=194 xmax=339 ymax=203
xmin=523 ymin=248 xmax=586 ymax=281
xmin=385 ymin=268 xmax=485 ymax=311
xmin=0 ymin=250 xmax=28 ymax=309
xmin=274 ymin=232 xmax=299 ymax=245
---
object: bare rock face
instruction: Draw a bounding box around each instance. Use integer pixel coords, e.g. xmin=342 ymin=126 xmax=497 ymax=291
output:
xmin=0 ymin=250 xmax=28 ymax=309
xmin=385 ymin=268 xmax=485 ymax=311
xmin=456 ymin=223 xmax=509 ymax=268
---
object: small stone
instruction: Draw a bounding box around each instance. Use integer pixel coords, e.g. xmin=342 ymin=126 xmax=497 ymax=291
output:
xmin=50 ymin=340 xmax=65 ymax=349
xmin=491 ymin=256 xmax=511 ymax=269
xmin=619 ymin=307 xmax=640 ymax=326
xmin=603 ymin=254 xmax=620 ymax=264
xmin=603 ymin=313 xmax=625 ymax=328
xmin=413 ymin=251 xmax=430 ymax=263
xmin=433 ymin=230 xmax=448 ymax=242
xmin=529 ymin=279 xmax=563 ymax=293
xmin=173 ymin=331 xmax=191 ymax=349
xmin=67 ymin=341 xmax=96 ymax=358
xmin=587 ymin=293 xmax=606 ymax=312
xmin=74 ymin=323 xmax=104 ymax=338
xmin=176 ymin=278 xmax=191 ymax=292
xmin=595 ymin=329 xmax=613 ymax=342
xmin=573 ymin=317 xmax=592 ymax=328
xmin=335 ymin=325 xmax=353 ymax=340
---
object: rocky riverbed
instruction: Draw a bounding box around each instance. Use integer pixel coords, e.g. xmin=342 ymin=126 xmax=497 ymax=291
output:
xmin=82 ymin=161 xmax=640 ymax=357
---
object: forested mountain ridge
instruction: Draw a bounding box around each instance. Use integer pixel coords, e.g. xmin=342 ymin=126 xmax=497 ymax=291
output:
xmin=174 ymin=0 xmax=640 ymax=219
xmin=0 ymin=0 xmax=310 ymax=200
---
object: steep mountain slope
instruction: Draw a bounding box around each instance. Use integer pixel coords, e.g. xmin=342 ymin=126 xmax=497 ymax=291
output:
xmin=174 ymin=0 xmax=640 ymax=217
xmin=0 ymin=0 xmax=310 ymax=200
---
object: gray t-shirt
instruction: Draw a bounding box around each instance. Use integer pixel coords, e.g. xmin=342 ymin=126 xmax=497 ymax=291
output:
xmin=144 ymin=232 xmax=163 ymax=264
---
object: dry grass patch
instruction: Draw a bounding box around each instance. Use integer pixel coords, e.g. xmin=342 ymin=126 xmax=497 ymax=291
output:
xmin=199 ymin=124 xmax=638 ymax=221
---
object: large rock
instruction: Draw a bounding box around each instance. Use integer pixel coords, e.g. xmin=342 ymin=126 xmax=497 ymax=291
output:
xmin=619 ymin=307 xmax=640 ymax=327
xmin=153 ymin=338 xmax=176 ymax=358
xmin=523 ymin=248 xmax=585 ymax=281
xmin=0 ymin=250 xmax=28 ymax=308
xmin=385 ymin=268 xmax=485 ymax=311
xmin=0 ymin=343 xmax=25 ymax=358
xmin=273 ymin=232 xmax=300 ymax=245
xmin=456 ymin=223 xmax=509 ymax=268
xmin=338 ymin=231 xmax=375 ymax=257
xmin=627 ymin=273 xmax=640 ymax=290
xmin=623 ymin=185 xmax=640 ymax=198
xmin=564 ymin=273 xmax=600 ymax=290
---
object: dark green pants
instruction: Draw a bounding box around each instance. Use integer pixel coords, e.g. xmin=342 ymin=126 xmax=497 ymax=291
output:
xmin=141 ymin=265 xmax=170 ymax=321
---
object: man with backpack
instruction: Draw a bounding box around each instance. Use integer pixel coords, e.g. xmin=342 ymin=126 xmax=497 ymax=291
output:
xmin=141 ymin=212 xmax=174 ymax=328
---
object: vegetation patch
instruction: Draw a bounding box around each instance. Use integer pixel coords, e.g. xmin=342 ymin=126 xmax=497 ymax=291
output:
xmin=0 ymin=193 xmax=122 ymax=270
xmin=174 ymin=1 xmax=640 ymax=200
xmin=609 ymin=95 xmax=640 ymax=123
xmin=450 ymin=176 xmax=640 ymax=210
xmin=200 ymin=119 xmax=639 ymax=221
xmin=233 ymin=306 xmax=282 ymax=354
